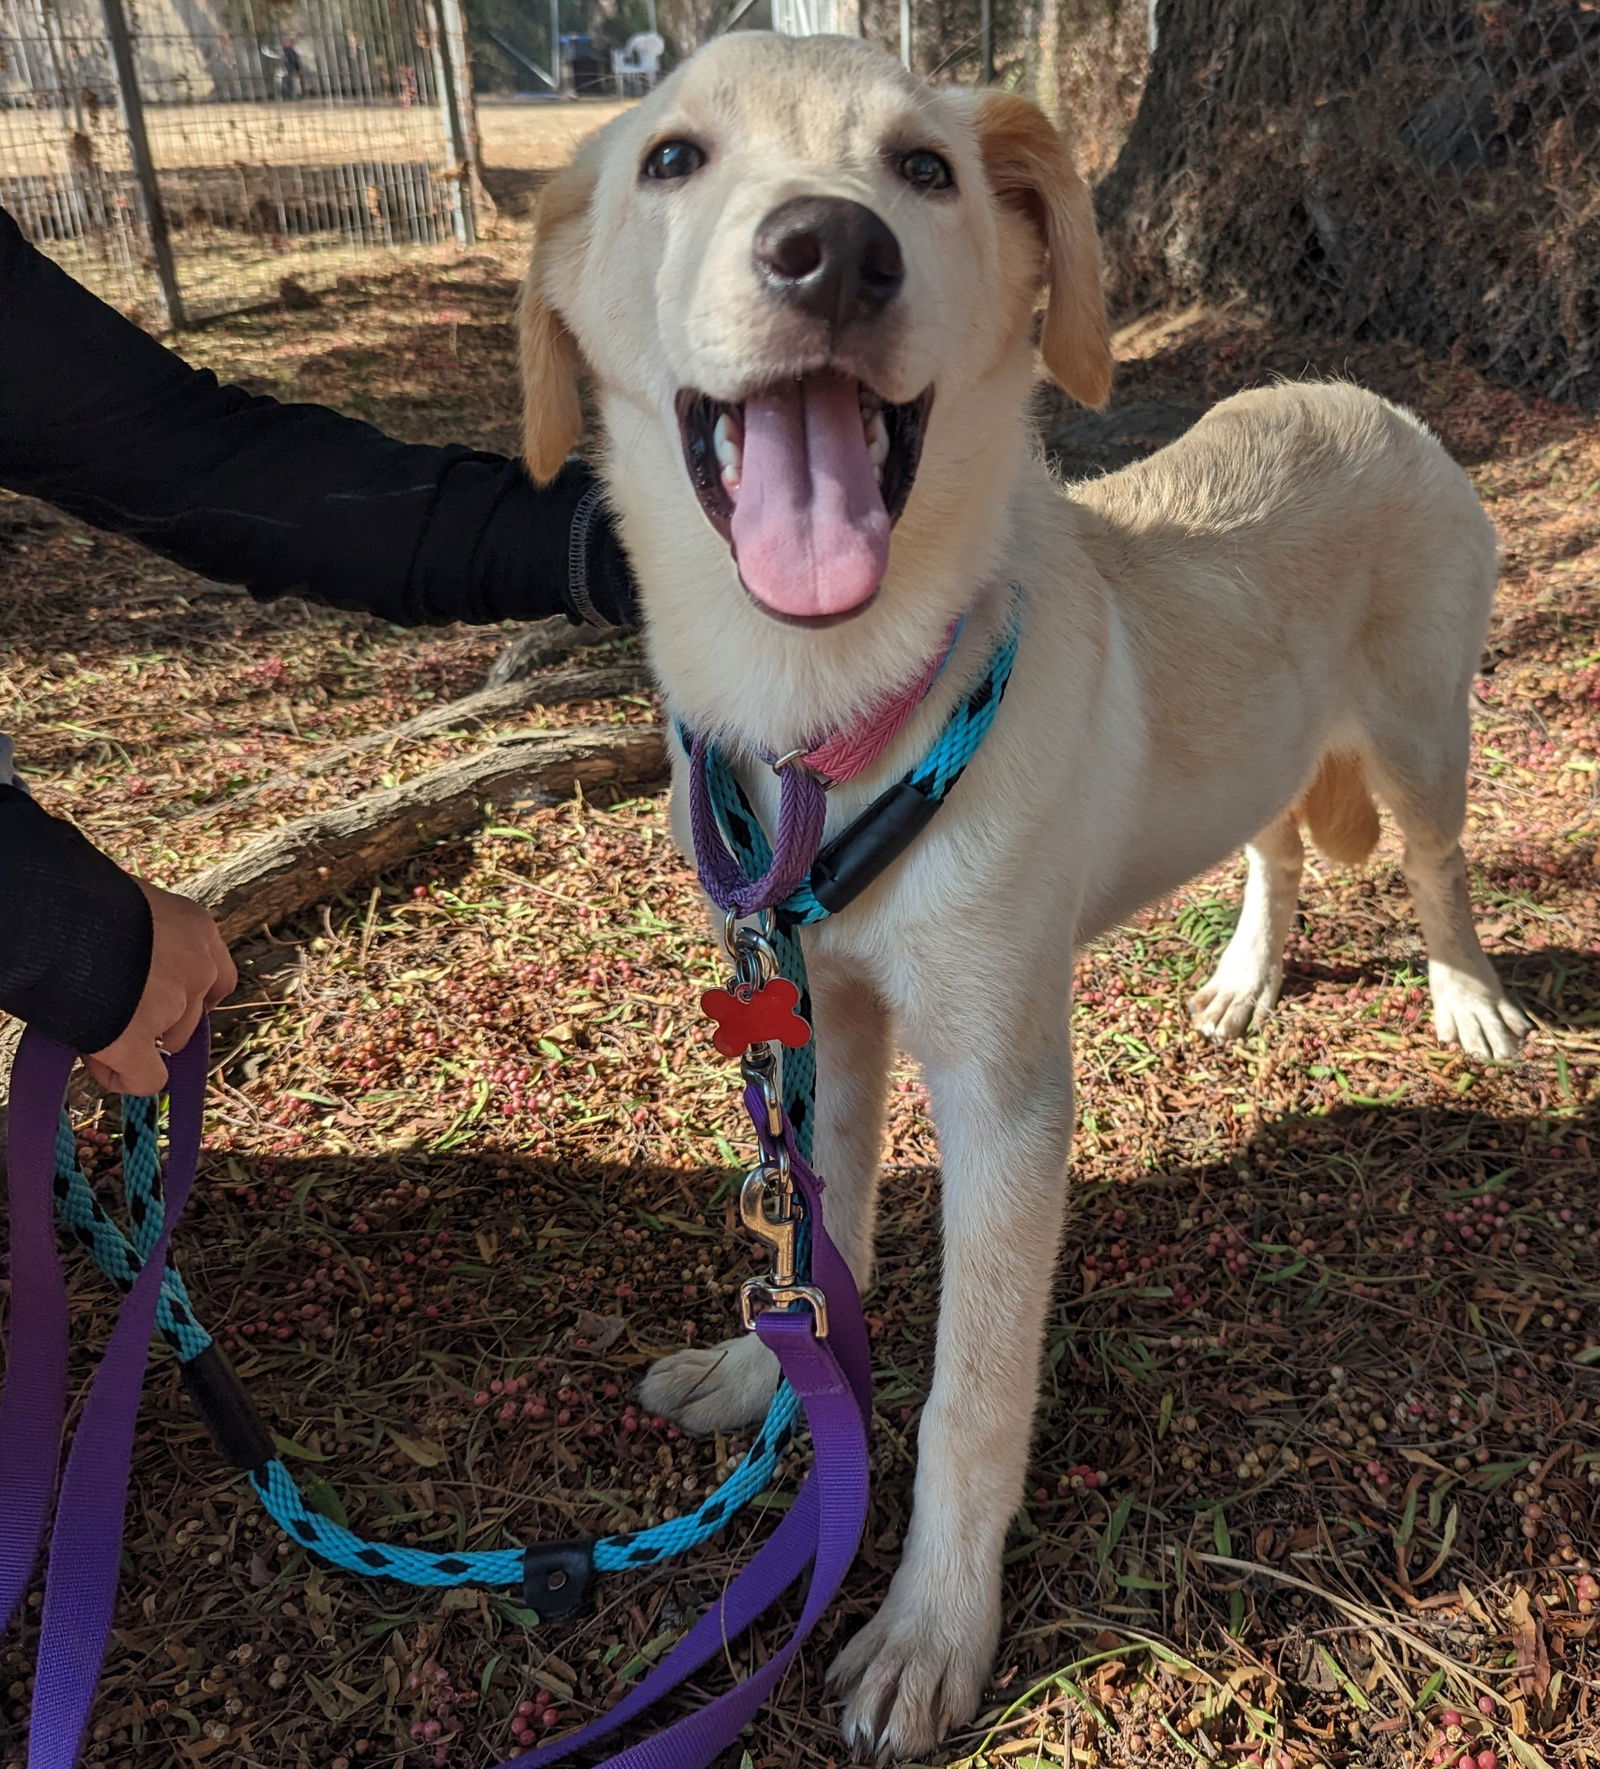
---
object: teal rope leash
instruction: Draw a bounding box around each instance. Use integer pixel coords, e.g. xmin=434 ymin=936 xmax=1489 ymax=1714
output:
xmin=51 ymin=1111 xmax=800 ymax=1582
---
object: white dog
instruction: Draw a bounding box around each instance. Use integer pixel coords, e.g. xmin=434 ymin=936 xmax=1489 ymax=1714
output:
xmin=518 ymin=32 xmax=1529 ymax=1759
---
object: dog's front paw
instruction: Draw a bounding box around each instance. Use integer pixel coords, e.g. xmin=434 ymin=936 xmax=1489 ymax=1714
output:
xmin=827 ymin=1564 xmax=1000 ymax=1762
xmin=1431 ymin=971 xmax=1532 ymax=1061
xmin=1188 ymin=962 xmax=1282 ymax=1043
xmin=638 ymin=1333 xmax=779 ymax=1433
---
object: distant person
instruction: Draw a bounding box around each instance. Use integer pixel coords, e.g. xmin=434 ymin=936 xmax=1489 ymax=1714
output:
xmin=263 ymin=36 xmax=303 ymax=99
xmin=0 ymin=203 xmax=635 ymax=1094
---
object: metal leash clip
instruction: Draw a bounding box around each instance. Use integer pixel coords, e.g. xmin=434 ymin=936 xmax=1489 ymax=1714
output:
xmin=740 ymin=1044 xmax=786 ymax=1140
xmin=736 ymin=1053 xmax=827 ymax=1338
xmin=738 ymin=1162 xmax=829 ymax=1339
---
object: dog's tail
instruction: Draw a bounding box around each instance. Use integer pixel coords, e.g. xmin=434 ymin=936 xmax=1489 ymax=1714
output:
xmin=1297 ymin=751 xmax=1380 ymax=864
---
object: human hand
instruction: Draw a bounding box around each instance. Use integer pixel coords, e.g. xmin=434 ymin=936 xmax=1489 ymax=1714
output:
xmin=84 ymin=881 xmax=236 ymax=1094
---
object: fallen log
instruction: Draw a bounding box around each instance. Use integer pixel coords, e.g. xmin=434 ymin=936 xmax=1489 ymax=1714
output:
xmin=185 ymin=724 xmax=666 ymax=943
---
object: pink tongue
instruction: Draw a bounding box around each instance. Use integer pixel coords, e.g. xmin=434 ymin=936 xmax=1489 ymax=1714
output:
xmin=729 ymin=370 xmax=890 ymax=621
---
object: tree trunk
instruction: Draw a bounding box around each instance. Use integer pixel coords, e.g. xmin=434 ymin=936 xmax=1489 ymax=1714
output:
xmin=1093 ymin=0 xmax=1600 ymax=403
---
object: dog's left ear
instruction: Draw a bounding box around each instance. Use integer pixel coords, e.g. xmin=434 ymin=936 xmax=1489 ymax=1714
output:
xmin=971 ymin=92 xmax=1112 ymax=409
xmin=519 ymin=158 xmax=596 ymax=484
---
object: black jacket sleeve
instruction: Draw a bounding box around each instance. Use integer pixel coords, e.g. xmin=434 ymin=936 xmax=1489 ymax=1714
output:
xmin=0 ymin=202 xmax=636 ymax=629
xmin=0 ymin=785 xmax=152 ymax=1054
xmin=0 ymin=207 xmax=636 ymax=1052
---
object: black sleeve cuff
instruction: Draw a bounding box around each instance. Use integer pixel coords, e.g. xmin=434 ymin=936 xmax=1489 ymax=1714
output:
xmin=404 ymin=455 xmax=639 ymax=630
xmin=0 ymin=787 xmax=152 ymax=1053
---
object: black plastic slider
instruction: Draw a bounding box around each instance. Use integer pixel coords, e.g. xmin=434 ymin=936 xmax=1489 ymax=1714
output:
xmin=808 ymin=780 xmax=941 ymax=915
xmin=522 ymin=1539 xmax=595 ymax=1620
xmin=179 ymin=1344 xmax=277 ymax=1473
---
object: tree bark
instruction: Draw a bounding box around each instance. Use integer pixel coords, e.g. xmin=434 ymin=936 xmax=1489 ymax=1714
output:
xmin=1092 ymin=0 xmax=1600 ymax=402
xmin=184 ymin=725 xmax=666 ymax=943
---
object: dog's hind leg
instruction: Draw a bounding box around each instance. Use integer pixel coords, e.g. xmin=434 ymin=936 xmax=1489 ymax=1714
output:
xmin=1364 ymin=722 xmax=1531 ymax=1060
xmin=638 ymin=955 xmax=891 ymax=1434
xmin=1188 ymin=812 xmax=1304 ymax=1042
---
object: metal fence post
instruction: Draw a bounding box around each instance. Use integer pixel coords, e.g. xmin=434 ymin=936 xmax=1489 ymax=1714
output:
xmin=98 ymin=0 xmax=185 ymax=329
xmin=429 ymin=0 xmax=478 ymax=245
xmin=1034 ymin=0 xmax=1059 ymax=120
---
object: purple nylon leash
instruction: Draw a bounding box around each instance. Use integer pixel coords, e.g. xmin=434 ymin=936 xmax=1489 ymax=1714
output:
xmin=0 ymin=723 xmax=872 ymax=1769
xmin=0 ymin=1036 xmax=74 ymax=1641
xmin=501 ymin=1125 xmax=872 ymax=1769
xmin=1 ymin=1026 xmax=870 ymax=1769
xmin=0 ymin=1023 xmax=208 ymax=1769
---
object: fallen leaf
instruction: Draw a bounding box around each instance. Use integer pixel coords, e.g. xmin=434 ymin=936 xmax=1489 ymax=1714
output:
xmin=388 ymin=1430 xmax=447 ymax=1468
xmin=1508 ymin=1586 xmax=1551 ymax=1702
xmin=570 ymin=1310 xmax=628 ymax=1352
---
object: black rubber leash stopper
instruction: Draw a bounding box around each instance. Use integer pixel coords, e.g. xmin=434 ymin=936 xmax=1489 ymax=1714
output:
xmin=521 ymin=1540 xmax=595 ymax=1619
xmin=179 ymin=1344 xmax=277 ymax=1472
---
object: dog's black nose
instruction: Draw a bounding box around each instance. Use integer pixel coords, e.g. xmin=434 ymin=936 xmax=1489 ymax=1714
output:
xmin=753 ymin=197 xmax=904 ymax=329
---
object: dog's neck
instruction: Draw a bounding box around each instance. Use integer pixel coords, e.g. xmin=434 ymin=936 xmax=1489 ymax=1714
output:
xmin=599 ymin=377 xmax=1039 ymax=761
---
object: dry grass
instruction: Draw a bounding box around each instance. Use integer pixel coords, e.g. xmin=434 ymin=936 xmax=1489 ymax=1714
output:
xmin=1 ymin=256 xmax=1597 ymax=1769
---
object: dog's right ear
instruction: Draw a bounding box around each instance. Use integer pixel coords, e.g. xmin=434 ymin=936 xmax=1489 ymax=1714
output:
xmin=519 ymin=159 xmax=596 ymax=485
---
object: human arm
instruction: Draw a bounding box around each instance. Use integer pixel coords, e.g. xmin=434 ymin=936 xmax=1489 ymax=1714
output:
xmin=0 ymin=203 xmax=635 ymax=629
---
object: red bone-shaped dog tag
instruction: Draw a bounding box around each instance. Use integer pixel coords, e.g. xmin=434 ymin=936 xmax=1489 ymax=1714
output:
xmin=700 ymin=977 xmax=813 ymax=1058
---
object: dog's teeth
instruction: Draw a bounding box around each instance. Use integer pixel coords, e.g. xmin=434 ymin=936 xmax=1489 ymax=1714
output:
xmin=713 ymin=413 xmax=744 ymax=492
xmin=865 ymin=408 xmax=889 ymax=468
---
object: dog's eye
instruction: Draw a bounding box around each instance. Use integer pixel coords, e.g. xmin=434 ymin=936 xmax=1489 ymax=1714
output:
xmin=642 ymin=139 xmax=706 ymax=182
xmin=896 ymin=149 xmax=955 ymax=192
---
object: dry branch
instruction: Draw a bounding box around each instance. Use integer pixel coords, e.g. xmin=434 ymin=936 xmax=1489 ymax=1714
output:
xmin=172 ymin=660 xmax=650 ymax=827
xmin=306 ymin=662 xmax=651 ymax=768
xmin=184 ymin=725 xmax=665 ymax=942
xmin=485 ymin=617 xmax=605 ymax=685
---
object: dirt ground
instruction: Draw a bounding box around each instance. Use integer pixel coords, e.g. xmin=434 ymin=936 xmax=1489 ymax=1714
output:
xmin=0 ymin=96 xmax=631 ymax=181
xmin=1 ymin=242 xmax=1597 ymax=1769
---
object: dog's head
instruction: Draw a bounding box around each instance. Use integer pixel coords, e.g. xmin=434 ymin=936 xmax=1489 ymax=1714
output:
xmin=522 ymin=32 xmax=1109 ymax=651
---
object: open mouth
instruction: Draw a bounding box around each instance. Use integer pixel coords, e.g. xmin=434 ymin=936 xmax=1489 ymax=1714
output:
xmin=676 ymin=372 xmax=932 ymax=626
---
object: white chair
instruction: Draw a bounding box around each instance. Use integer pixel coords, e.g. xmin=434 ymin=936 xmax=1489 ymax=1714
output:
xmin=611 ymin=32 xmax=663 ymax=95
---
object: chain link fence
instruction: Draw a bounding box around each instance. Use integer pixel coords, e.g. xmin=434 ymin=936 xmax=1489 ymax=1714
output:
xmin=1091 ymin=0 xmax=1600 ymax=404
xmin=1 ymin=0 xmax=479 ymax=329
xmin=832 ymin=0 xmax=1598 ymax=406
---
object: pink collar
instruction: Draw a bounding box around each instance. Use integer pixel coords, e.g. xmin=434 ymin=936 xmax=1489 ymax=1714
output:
xmin=779 ymin=618 xmax=962 ymax=787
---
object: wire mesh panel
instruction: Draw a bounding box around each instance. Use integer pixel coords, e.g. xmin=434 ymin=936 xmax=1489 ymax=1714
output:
xmin=1090 ymin=0 xmax=1600 ymax=403
xmin=1 ymin=0 xmax=477 ymax=324
xmin=131 ymin=0 xmax=473 ymax=319
xmin=0 ymin=0 xmax=164 ymax=322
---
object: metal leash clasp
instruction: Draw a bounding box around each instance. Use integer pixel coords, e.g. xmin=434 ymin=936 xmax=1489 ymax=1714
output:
xmin=735 ymin=1040 xmax=829 ymax=1337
